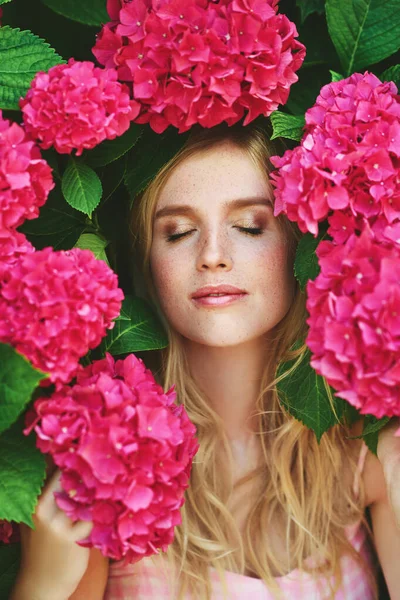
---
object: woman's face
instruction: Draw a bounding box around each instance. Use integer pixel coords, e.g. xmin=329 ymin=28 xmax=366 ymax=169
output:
xmin=150 ymin=140 xmax=295 ymax=348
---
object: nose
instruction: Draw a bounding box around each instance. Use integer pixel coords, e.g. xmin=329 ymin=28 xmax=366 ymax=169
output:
xmin=196 ymin=229 xmax=233 ymax=272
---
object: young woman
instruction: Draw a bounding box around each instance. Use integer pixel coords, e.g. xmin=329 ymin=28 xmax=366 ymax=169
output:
xmin=11 ymin=123 xmax=400 ymax=600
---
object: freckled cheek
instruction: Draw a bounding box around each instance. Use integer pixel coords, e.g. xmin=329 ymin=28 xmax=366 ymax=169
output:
xmin=150 ymin=253 xmax=186 ymax=307
xmin=257 ymin=244 xmax=295 ymax=305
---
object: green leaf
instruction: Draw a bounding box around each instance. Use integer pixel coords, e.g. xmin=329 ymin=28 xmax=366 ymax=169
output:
xmin=277 ymin=346 xmax=344 ymax=442
xmin=0 ymin=420 xmax=46 ymax=526
xmin=41 ymin=0 xmax=109 ymax=26
xmin=296 ymin=0 xmax=325 ymax=23
xmin=86 ymin=125 xmax=143 ymax=168
xmin=100 ymin=296 xmax=168 ymax=356
xmin=125 ymin=128 xmax=190 ymax=201
xmin=74 ymin=233 xmax=109 ymax=266
xmin=330 ymin=70 xmax=344 ymax=82
xmin=294 ymin=233 xmax=322 ymax=291
xmin=270 ymin=112 xmax=305 ymax=142
xmin=0 ymin=0 xmax=13 ymax=5
xmin=381 ymin=64 xmax=400 ymax=87
xmin=0 ymin=543 xmax=20 ymax=600
xmin=0 ymin=344 xmax=46 ymax=436
xmin=326 ymin=0 xmax=400 ymax=76
xmin=19 ymin=187 xmax=87 ymax=251
xmin=62 ymin=158 xmax=102 ymax=217
xmin=362 ymin=415 xmax=391 ymax=455
xmin=0 ymin=26 xmax=64 ymax=110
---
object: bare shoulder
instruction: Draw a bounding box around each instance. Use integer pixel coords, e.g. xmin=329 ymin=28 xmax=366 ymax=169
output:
xmin=69 ymin=549 xmax=109 ymax=600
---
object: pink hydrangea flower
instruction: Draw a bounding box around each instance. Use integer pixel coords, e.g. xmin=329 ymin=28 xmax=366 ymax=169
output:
xmin=271 ymin=72 xmax=400 ymax=241
xmin=0 ymin=230 xmax=34 ymax=280
xmin=0 ymin=247 xmax=124 ymax=385
xmin=20 ymin=59 xmax=141 ymax=155
xmin=0 ymin=520 xmax=14 ymax=544
xmin=25 ymin=353 xmax=199 ymax=563
xmin=92 ymin=0 xmax=305 ymax=133
xmin=306 ymin=228 xmax=400 ymax=419
xmin=0 ymin=111 xmax=54 ymax=231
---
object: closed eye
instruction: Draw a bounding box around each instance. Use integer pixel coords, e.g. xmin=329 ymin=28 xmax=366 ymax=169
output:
xmin=235 ymin=226 xmax=263 ymax=235
xmin=166 ymin=230 xmax=195 ymax=242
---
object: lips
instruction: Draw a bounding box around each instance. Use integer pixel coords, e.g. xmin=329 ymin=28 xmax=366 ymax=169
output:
xmin=191 ymin=285 xmax=247 ymax=299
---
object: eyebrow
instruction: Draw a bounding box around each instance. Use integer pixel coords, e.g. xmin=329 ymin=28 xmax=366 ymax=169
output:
xmin=154 ymin=197 xmax=272 ymax=220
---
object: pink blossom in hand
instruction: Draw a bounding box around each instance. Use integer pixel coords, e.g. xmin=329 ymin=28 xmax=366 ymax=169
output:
xmin=271 ymin=72 xmax=400 ymax=240
xmin=306 ymin=228 xmax=400 ymax=419
xmin=0 ymin=111 xmax=54 ymax=231
xmin=21 ymin=59 xmax=141 ymax=155
xmin=92 ymin=0 xmax=305 ymax=133
xmin=0 ymin=247 xmax=123 ymax=385
xmin=25 ymin=353 xmax=199 ymax=563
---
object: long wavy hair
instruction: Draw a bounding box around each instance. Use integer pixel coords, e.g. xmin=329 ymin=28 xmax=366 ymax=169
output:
xmin=129 ymin=122 xmax=376 ymax=599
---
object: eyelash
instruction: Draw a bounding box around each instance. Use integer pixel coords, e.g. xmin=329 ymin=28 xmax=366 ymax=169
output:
xmin=166 ymin=227 xmax=263 ymax=242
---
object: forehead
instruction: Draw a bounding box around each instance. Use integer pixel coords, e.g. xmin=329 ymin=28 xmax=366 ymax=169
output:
xmin=157 ymin=141 xmax=271 ymax=210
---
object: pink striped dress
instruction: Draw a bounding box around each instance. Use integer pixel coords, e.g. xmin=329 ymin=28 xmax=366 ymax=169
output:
xmin=105 ymin=443 xmax=376 ymax=599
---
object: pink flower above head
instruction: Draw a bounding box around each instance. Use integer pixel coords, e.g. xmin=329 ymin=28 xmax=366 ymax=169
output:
xmin=0 ymin=111 xmax=54 ymax=231
xmin=20 ymin=59 xmax=141 ymax=156
xmin=25 ymin=352 xmax=199 ymax=563
xmin=92 ymin=0 xmax=305 ymax=133
xmin=0 ymin=247 xmax=124 ymax=385
xmin=271 ymin=72 xmax=400 ymax=240
xmin=306 ymin=228 xmax=400 ymax=419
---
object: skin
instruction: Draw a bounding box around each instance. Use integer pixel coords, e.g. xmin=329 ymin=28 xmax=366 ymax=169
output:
xmin=10 ymin=140 xmax=400 ymax=599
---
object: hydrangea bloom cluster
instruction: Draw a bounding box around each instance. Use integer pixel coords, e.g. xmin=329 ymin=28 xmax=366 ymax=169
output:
xmin=0 ymin=111 xmax=54 ymax=231
xmin=0 ymin=520 xmax=14 ymax=544
xmin=0 ymin=248 xmax=123 ymax=385
xmin=92 ymin=0 xmax=305 ymax=133
xmin=21 ymin=59 xmax=141 ymax=155
xmin=25 ymin=353 xmax=199 ymax=562
xmin=306 ymin=229 xmax=400 ymax=418
xmin=271 ymin=72 xmax=400 ymax=242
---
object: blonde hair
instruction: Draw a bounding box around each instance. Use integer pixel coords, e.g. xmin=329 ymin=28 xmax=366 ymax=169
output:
xmin=129 ymin=122 xmax=376 ymax=599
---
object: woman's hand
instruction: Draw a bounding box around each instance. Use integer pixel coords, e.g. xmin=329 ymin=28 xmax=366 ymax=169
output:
xmin=10 ymin=469 xmax=93 ymax=600
xmin=377 ymin=418 xmax=400 ymax=528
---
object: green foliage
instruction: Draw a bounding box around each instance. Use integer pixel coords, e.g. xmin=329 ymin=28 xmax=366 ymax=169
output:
xmin=100 ymin=296 xmax=168 ymax=356
xmin=362 ymin=415 xmax=391 ymax=455
xmin=74 ymin=233 xmax=110 ymax=265
xmin=0 ymin=544 xmax=20 ymax=600
xmin=294 ymin=233 xmax=323 ymax=291
xmin=0 ymin=26 xmax=63 ymax=110
xmin=41 ymin=0 xmax=109 ymax=26
xmin=62 ymin=158 xmax=103 ymax=217
xmin=277 ymin=346 xmax=345 ymax=442
xmin=330 ymin=70 xmax=344 ymax=82
xmin=0 ymin=420 xmax=46 ymax=526
xmin=381 ymin=64 xmax=400 ymax=86
xmin=86 ymin=125 xmax=143 ymax=168
xmin=0 ymin=344 xmax=46 ymax=435
xmin=125 ymin=128 xmax=190 ymax=200
xmin=19 ymin=187 xmax=87 ymax=251
xmin=326 ymin=0 xmax=400 ymax=76
xmin=0 ymin=0 xmax=13 ymax=5
xmin=270 ymin=112 xmax=305 ymax=142
xmin=296 ymin=0 xmax=325 ymax=23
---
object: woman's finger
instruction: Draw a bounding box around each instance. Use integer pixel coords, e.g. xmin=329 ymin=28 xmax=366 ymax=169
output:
xmin=70 ymin=519 xmax=93 ymax=543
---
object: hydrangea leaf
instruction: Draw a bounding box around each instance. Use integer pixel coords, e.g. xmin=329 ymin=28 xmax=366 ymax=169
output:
xmin=74 ymin=233 xmax=109 ymax=266
xmin=41 ymin=0 xmax=109 ymax=26
xmin=381 ymin=64 xmax=400 ymax=87
xmin=125 ymin=128 xmax=190 ymax=201
xmin=0 ymin=0 xmax=13 ymax=5
xmin=86 ymin=125 xmax=143 ymax=168
xmin=0 ymin=344 xmax=46 ymax=436
xmin=277 ymin=346 xmax=345 ymax=442
xmin=0 ymin=543 xmax=20 ymax=600
xmin=0 ymin=26 xmax=63 ymax=110
xmin=330 ymin=70 xmax=344 ymax=82
xmin=294 ymin=233 xmax=322 ymax=291
xmin=362 ymin=415 xmax=391 ymax=455
xmin=296 ymin=0 xmax=325 ymax=24
xmin=62 ymin=158 xmax=103 ymax=217
xmin=0 ymin=420 xmax=46 ymax=526
xmin=100 ymin=296 xmax=168 ymax=356
xmin=326 ymin=0 xmax=400 ymax=76
xmin=270 ymin=112 xmax=305 ymax=142
xmin=19 ymin=187 xmax=87 ymax=251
